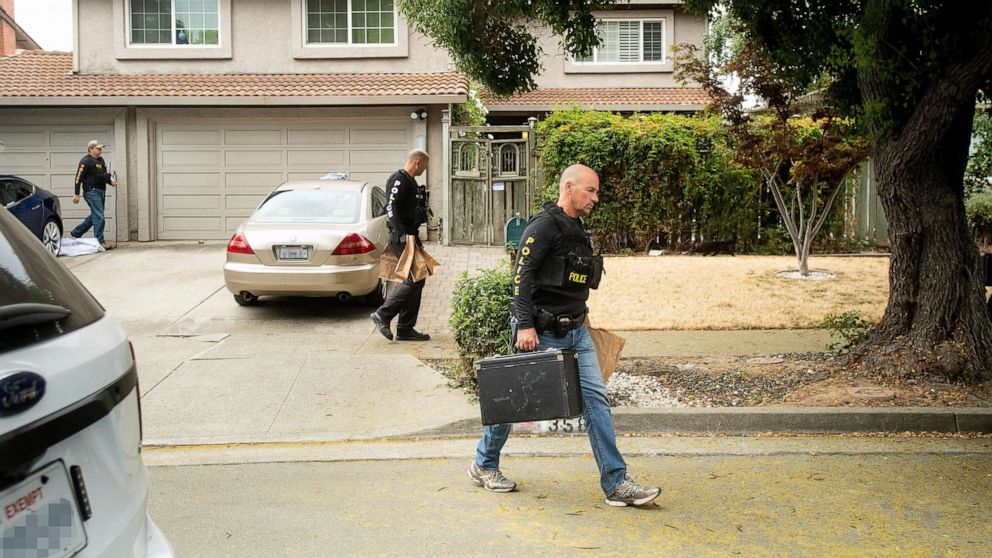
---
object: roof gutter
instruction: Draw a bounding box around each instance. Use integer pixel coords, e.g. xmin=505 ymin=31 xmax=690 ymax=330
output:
xmin=0 ymin=94 xmax=468 ymax=107
xmin=484 ymin=103 xmax=708 ymax=112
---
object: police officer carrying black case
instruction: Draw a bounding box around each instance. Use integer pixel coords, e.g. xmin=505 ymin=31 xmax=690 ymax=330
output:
xmin=470 ymin=164 xmax=661 ymax=508
xmin=475 ymin=198 xmax=605 ymax=425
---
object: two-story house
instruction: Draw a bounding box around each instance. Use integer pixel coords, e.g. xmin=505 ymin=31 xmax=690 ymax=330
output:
xmin=0 ymin=0 xmax=705 ymax=243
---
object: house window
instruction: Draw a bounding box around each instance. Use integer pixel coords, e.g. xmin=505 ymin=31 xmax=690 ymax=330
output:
xmin=577 ymin=19 xmax=665 ymax=63
xmin=129 ymin=0 xmax=220 ymax=46
xmin=306 ymin=0 xmax=396 ymax=45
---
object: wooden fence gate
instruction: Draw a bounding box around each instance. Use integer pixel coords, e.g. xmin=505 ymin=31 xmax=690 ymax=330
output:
xmin=445 ymin=125 xmax=535 ymax=245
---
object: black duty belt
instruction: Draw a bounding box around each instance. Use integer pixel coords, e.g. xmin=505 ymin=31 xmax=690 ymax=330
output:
xmin=535 ymin=308 xmax=587 ymax=337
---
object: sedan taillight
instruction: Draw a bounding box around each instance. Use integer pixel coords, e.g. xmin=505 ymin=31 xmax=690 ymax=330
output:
xmin=332 ymin=233 xmax=376 ymax=255
xmin=227 ymin=231 xmax=254 ymax=254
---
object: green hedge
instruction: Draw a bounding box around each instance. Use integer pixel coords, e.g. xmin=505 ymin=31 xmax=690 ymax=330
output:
xmin=536 ymin=110 xmax=758 ymax=253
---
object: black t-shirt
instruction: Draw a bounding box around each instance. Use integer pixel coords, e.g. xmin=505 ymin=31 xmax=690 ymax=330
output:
xmin=73 ymin=155 xmax=111 ymax=195
xmin=512 ymin=205 xmax=591 ymax=329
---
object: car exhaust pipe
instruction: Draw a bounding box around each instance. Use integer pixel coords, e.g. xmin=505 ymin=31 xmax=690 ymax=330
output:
xmin=336 ymin=292 xmax=352 ymax=303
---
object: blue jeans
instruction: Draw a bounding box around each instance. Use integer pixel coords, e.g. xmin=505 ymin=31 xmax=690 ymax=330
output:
xmin=72 ymin=189 xmax=106 ymax=243
xmin=475 ymin=324 xmax=628 ymax=495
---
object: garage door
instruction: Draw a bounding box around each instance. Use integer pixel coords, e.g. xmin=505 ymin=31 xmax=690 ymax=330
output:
xmin=0 ymin=125 xmax=116 ymax=241
xmin=157 ymin=118 xmax=414 ymax=240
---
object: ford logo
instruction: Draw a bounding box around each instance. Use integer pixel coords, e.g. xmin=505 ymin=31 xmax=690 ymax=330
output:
xmin=0 ymin=372 xmax=46 ymax=417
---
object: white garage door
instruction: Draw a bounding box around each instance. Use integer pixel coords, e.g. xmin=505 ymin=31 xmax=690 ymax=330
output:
xmin=156 ymin=118 xmax=414 ymax=240
xmin=0 ymin=124 xmax=117 ymax=241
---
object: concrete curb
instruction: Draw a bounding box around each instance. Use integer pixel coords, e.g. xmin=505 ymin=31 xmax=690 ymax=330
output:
xmin=412 ymin=407 xmax=992 ymax=437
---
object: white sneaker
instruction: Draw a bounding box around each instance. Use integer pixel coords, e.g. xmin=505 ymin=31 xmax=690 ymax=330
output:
xmin=468 ymin=462 xmax=517 ymax=493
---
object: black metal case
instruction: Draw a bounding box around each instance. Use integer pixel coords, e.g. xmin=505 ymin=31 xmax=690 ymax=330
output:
xmin=475 ymin=349 xmax=583 ymax=425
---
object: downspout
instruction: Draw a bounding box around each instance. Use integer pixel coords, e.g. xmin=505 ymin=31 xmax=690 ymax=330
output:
xmin=442 ymin=105 xmax=452 ymax=245
xmin=71 ymin=0 xmax=79 ymax=73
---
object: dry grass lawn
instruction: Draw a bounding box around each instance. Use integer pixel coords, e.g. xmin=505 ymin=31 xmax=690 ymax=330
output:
xmin=587 ymin=255 xmax=890 ymax=330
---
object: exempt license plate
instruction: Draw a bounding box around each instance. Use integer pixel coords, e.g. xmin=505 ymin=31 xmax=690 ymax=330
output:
xmin=0 ymin=461 xmax=87 ymax=557
xmin=277 ymin=245 xmax=309 ymax=260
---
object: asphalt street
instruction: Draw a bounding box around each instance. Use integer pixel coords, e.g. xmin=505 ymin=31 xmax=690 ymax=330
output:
xmin=146 ymin=435 xmax=992 ymax=557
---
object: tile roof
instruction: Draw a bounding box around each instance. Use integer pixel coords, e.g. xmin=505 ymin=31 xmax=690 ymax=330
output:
xmin=0 ymin=51 xmax=468 ymax=102
xmin=481 ymin=87 xmax=710 ymax=110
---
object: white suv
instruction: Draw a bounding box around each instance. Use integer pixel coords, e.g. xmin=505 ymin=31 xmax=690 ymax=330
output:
xmin=0 ymin=209 xmax=172 ymax=557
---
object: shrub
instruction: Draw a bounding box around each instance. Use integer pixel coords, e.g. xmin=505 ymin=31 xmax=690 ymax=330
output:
xmin=965 ymin=96 xmax=992 ymax=197
xmin=822 ymin=311 xmax=874 ymax=354
xmin=966 ymin=191 xmax=992 ymax=246
xmin=448 ymin=266 xmax=514 ymax=391
xmin=536 ymin=110 xmax=757 ymax=253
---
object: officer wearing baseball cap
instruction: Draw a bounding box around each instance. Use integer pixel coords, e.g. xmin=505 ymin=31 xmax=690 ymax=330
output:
xmin=71 ymin=140 xmax=116 ymax=249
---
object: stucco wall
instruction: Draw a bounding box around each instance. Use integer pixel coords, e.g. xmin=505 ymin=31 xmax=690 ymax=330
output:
xmin=78 ymin=0 xmax=703 ymax=89
xmin=531 ymin=7 xmax=706 ymax=89
xmin=79 ymin=0 xmax=454 ymax=74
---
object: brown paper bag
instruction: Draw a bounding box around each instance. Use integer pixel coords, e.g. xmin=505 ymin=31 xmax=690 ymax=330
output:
xmin=588 ymin=325 xmax=625 ymax=382
xmin=410 ymin=241 xmax=439 ymax=281
xmin=378 ymin=236 xmax=440 ymax=283
xmin=378 ymin=249 xmax=403 ymax=282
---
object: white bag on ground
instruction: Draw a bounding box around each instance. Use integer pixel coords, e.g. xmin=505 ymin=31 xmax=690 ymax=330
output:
xmin=58 ymin=237 xmax=104 ymax=257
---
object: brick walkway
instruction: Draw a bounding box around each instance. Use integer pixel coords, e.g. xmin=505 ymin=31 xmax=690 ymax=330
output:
xmin=413 ymin=242 xmax=505 ymax=333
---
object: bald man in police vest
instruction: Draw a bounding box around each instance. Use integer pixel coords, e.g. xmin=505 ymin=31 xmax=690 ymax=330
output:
xmin=469 ymin=164 xmax=661 ymax=508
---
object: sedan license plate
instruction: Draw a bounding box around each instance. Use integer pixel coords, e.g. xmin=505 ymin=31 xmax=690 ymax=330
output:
xmin=0 ymin=461 xmax=87 ymax=557
xmin=277 ymin=245 xmax=309 ymax=261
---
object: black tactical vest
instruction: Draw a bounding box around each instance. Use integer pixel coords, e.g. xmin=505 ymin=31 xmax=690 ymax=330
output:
xmin=534 ymin=203 xmax=604 ymax=291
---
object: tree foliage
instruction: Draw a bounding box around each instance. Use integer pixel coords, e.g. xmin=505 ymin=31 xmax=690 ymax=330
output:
xmin=683 ymin=0 xmax=992 ymax=140
xmin=400 ymin=0 xmax=606 ymax=96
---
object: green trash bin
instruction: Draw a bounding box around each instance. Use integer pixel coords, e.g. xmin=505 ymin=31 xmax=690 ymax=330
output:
xmin=504 ymin=214 xmax=527 ymax=250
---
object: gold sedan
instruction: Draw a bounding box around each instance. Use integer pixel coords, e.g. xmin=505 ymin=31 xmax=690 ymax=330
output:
xmin=223 ymin=179 xmax=390 ymax=306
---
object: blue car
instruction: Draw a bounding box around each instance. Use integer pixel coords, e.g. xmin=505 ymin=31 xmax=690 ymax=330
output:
xmin=0 ymin=175 xmax=63 ymax=256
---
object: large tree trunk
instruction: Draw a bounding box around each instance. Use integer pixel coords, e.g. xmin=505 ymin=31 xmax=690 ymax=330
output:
xmin=853 ymin=76 xmax=992 ymax=381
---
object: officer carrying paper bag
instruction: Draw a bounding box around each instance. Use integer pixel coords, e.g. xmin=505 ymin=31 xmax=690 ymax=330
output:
xmin=371 ymin=149 xmax=437 ymax=342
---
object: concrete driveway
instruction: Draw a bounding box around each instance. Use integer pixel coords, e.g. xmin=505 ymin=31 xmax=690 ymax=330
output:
xmin=63 ymin=241 xmax=503 ymax=445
